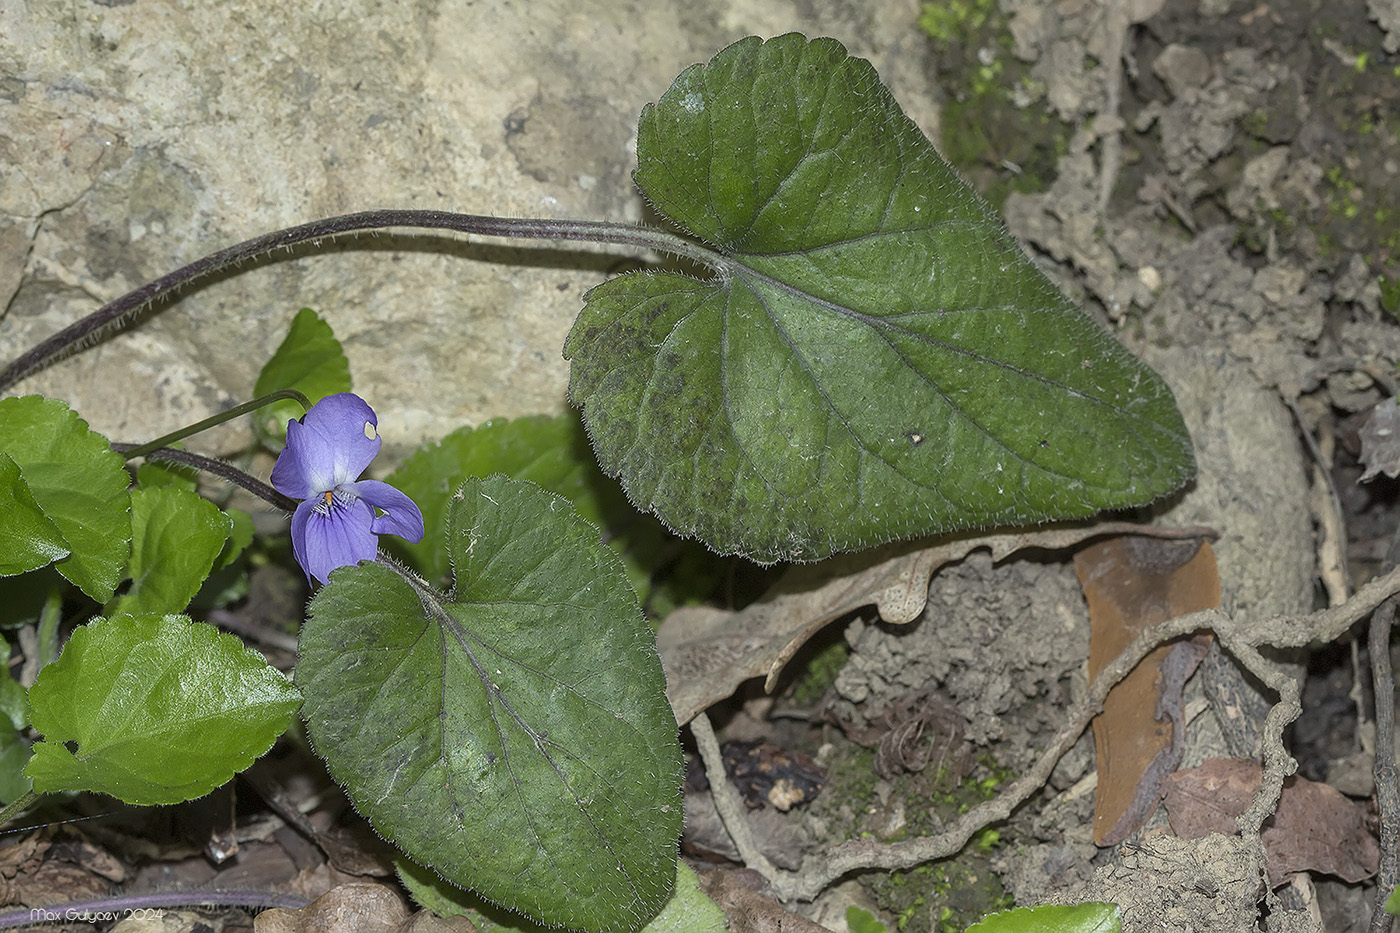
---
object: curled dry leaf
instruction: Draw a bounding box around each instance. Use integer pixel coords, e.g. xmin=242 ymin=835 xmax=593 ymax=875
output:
xmin=658 ymin=522 xmax=1216 ymax=725
xmin=1074 ymin=536 xmax=1219 ymax=846
xmin=1163 ymin=757 xmax=1380 ymax=886
xmin=695 ymin=867 xmax=831 ymax=933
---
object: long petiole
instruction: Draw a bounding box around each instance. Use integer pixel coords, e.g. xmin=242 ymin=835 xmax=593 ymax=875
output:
xmin=109 ymin=444 xmax=299 ymax=512
xmin=0 ymin=210 xmax=722 ymax=391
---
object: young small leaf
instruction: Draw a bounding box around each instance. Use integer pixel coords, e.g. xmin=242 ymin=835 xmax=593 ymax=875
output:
xmin=108 ymin=486 xmax=232 ymax=616
xmin=384 ymin=414 xmax=600 ymax=583
xmin=565 ymin=34 xmax=1195 ymax=563
xmin=25 ymin=613 xmax=301 ymax=806
xmin=846 ymin=906 xmax=890 ymax=933
xmin=0 ymin=396 xmax=130 ymax=599
xmin=964 ymin=903 xmax=1121 ymax=933
xmin=298 ymin=476 xmax=682 ymax=933
xmin=253 ymin=307 xmax=352 ymax=447
xmin=0 ymin=452 xmax=71 ymax=577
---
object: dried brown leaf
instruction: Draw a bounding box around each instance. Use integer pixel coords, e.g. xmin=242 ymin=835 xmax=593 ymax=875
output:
xmin=659 ymin=523 xmax=1215 ymax=724
xmin=1075 ymin=537 xmax=1219 ymax=846
xmin=1164 ymin=757 xmax=1380 ymax=885
xmin=695 ymin=867 xmax=830 ymax=933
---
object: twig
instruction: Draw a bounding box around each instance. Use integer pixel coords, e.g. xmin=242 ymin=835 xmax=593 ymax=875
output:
xmin=1372 ymin=596 xmax=1399 ymax=933
xmin=689 ymin=711 xmax=780 ymax=882
xmin=207 ymin=609 xmax=300 ymax=654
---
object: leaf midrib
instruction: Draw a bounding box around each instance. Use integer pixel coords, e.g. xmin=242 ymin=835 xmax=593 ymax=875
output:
xmin=399 ymin=571 xmax=646 ymax=907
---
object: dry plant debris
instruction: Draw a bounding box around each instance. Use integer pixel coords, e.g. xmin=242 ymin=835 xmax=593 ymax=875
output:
xmin=1164 ymin=757 xmax=1380 ymax=886
xmin=1075 ymin=537 xmax=1220 ymax=845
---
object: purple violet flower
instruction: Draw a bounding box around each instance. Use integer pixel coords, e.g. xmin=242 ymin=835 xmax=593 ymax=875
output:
xmin=270 ymin=392 xmax=424 ymax=585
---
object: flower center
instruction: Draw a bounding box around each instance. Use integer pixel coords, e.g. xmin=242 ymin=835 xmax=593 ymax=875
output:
xmin=313 ymin=485 xmax=359 ymax=516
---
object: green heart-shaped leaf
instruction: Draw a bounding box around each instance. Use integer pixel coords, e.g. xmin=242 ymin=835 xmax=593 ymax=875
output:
xmin=298 ymin=475 xmax=682 ymax=933
xmin=25 ymin=613 xmax=301 ymax=805
xmin=0 ymin=396 xmax=131 ymax=599
xmin=253 ymin=307 xmax=352 ymax=448
xmin=107 ymin=486 xmax=232 ymax=616
xmin=0 ymin=452 xmax=70 ymax=577
xmin=565 ymin=34 xmax=1194 ymax=563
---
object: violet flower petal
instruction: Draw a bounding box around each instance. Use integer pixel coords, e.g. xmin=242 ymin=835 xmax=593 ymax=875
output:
xmin=289 ymin=498 xmax=317 ymax=579
xmin=271 ymin=393 xmax=381 ymax=497
xmin=353 ymin=479 xmax=426 ymax=543
xmin=295 ymin=495 xmax=379 ymax=585
xmin=303 ymin=393 xmax=381 ymax=482
xmin=271 ymin=417 xmax=326 ymax=499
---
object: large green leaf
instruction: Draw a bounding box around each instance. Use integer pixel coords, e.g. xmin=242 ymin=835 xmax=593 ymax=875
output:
xmin=298 ymin=476 xmax=682 ymax=933
xmin=25 ymin=613 xmax=301 ymax=805
xmin=107 ymin=486 xmax=232 ymax=616
xmin=0 ymin=452 xmax=70 ymax=577
xmin=252 ymin=307 xmax=352 ymax=448
xmin=0 ymin=396 xmax=131 ymax=599
xmin=565 ymin=34 xmax=1194 ymax=563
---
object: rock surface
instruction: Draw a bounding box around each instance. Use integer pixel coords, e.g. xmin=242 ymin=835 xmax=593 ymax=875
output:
xmin=0 ymin=0 xmax=933 ymax=455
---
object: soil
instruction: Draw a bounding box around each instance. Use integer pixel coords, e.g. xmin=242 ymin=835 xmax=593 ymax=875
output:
xmin=3 ymin=2 xmax=1399 ymax=932
xmin=689 ymin=0 xmax=1400 ymax=931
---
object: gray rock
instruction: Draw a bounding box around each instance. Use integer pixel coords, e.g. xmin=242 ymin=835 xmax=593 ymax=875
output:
xmin=0 ymin=0 xmax=936 ymax=458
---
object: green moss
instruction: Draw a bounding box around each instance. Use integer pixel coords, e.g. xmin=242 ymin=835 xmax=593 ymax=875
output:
xmin=918 ymin=0 xmax=997 ymax=42
xmin=1380 ymin=275 xmax=1400 ymax=316
xmin=868 ymin=826 xmax=1012 ymax=932
xmin=849 ymin=756 xmax=1015 ymax=931
xmin=916 ymin=0 xmax=1069 ymax=209
xmin=786 ymin=638 xmax=851 ymax=707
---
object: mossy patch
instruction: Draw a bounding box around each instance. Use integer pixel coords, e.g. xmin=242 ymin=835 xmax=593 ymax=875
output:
xmin=816 ymin=739 xmax=1014 ymax=931
xmin=917 ymin=1 xmax=1069 ymax=209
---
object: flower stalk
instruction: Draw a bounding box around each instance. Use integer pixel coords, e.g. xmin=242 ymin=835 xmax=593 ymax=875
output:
xmin=118 ymin=389 xmax=311 ymax=461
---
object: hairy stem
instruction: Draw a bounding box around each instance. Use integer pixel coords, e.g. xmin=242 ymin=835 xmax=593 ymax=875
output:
xmin=111 ymin=444 xmax=298 ymax=512
xmin=0 ymin=791 xmax=38 ymax=830
xmin=0 ymin=209 xmax=722 ymax=392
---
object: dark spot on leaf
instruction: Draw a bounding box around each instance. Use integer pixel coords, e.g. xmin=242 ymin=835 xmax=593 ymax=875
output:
xmin=905 ymin=431 xmax=924 ymax=447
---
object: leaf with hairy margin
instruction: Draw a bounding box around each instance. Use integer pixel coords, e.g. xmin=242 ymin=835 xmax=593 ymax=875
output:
xmin=566 ymin=34 xmax=1194 ymax=563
